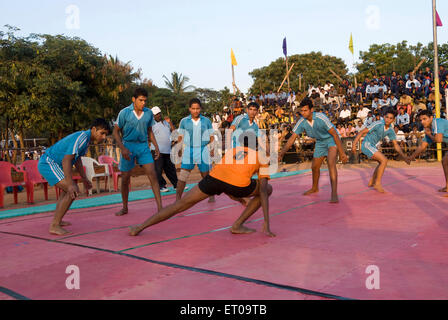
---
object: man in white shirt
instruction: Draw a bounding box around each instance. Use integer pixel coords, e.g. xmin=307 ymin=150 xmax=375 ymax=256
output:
xmin=339 ymin=105 xmax=351 ymax=125
xmin=406 ymin=76 xmax=421 ymax=89
xmin=357 ymin=105 xmax=371 ymax=122
xmin=151 ymin=107 xmax=178 ymax=193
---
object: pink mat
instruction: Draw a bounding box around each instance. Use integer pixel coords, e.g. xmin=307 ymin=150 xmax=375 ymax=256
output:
xmin=1 ymin=167 xmax=448 ymax=300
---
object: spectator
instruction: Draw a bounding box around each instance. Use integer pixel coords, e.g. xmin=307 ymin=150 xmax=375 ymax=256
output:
xmin=364 ymin=111 xmax=375 ymax=127
xmin=394 ymin=126 xmax=407 ymax=149
xmin=396 ymin=107 xmax=410 ymax=133
xmin=357 ymin=104 xmax=371 ymax=122
xmin=339 ymin=105 xmax=351 ymax=125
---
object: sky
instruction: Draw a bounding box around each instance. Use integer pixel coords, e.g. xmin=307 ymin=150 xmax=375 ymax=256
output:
xmin=1 ymin=0 xmax=447 ymax=93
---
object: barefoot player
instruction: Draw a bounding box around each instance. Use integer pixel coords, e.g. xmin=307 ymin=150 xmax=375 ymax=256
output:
xmin=352 ymin=108 xmax=410 ymax=193
xmin=129 ymin=134 xmax=275 ymax=237
xmin=279 ymin=97 xmax=348 ymax=203
xmin=113 ymin=88 xmax=163 ymax=216
xmin=175 ymin=98 xmax=215 ymax=203
xmin=38 ymin=119 xmax=111 ymax=236
xmin=409 ymin=110 xmax=448 ymax=193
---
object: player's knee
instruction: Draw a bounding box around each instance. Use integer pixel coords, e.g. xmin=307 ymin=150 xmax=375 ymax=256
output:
xmin=267 ymin=184 xmax=273 ymax=196
xmin=178 ymin=169 xmax=191 ymax=182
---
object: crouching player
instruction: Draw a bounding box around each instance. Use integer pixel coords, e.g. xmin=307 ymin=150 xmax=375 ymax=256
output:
xmin=129 ymin=133 xmax=275 ymax=237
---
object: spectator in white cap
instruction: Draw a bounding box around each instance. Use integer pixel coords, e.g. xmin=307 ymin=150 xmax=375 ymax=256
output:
xmin=151 ymin=106 xmax=178 ymax=193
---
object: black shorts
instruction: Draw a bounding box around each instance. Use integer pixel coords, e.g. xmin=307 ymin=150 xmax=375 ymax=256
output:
xmin=198 ymin=175 xmax=257 ymax=198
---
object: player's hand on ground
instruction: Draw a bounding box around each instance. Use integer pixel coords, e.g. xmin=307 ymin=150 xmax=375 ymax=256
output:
xmin=68 ymin=183 xmax=80 ymax=199
xmin=404 ymin=156 xmax=412 ymax=165
xmin=263 ymin=223 xmax=276 ymax=237
xmin=121 ymin=147 xmax=132 ymax=161
xmin=340 ymin=153 xmax=349 ymax=164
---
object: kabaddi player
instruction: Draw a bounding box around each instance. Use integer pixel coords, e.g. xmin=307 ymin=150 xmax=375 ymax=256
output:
xmin=129 ymin=133 xmax=275 ymax=237
xmin=409 ymin=110 xmax=448 ymax=194
xmin=175 ymin=98 xmax=215 ymax=203
xmin=113 ymin=88 xmax=163 ymax=216
xmin=279 ymin=98 xmax=348 ymax=203
xmin=38 ymin=119 xmax=111 ymax=236
xmin=352 ymin=108 xmax=410 ymax=193
xmin=230 ymin=102 xmax=260 ymax=147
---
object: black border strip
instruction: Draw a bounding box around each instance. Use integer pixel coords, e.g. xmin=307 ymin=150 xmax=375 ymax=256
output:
xmin=0 ymin=230 xmax=354 ymax=301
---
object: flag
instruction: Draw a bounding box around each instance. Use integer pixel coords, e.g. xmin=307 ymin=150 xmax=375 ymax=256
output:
xmin=231 ymin=49 xmax=237 ymax=66
xmin=437 ymin=10 xmax=443 ymax=27
xmin=283 ymin=37 xmax=287 ymax=57
xmin=349 ymin=33 xmax=354 ymax=55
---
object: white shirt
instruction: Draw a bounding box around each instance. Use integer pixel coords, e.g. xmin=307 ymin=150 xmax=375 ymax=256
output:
xmin=151 ymin=120 xmax=172 ymax=154
xmin=357 ymin=107 xmax=370 ymax=119
xmin=340 ymin=109 xmax=351 ymax=119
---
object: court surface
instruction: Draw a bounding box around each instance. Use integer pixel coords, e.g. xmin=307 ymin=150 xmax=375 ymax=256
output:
xmin=1 ymin=167 xmax=448 ymax=300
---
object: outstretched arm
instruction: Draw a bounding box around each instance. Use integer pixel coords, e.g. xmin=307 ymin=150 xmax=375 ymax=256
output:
xmin=392 ymin=140 xmax=410 ymax=164
xmin=279 ymin=132 xmax=299 ymax=162
xmin=352 ymin=127 xmax=369 ymax=154
xmin=409 ymin=141 xmax=429 ymax=161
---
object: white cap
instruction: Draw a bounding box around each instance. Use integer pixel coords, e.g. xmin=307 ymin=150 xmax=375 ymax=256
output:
xmin=152 ymin=106 xmax=162 ymax=115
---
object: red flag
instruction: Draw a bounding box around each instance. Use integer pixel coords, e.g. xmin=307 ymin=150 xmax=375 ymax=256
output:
xmin=437 ymin=10 xmax=443 ymax=27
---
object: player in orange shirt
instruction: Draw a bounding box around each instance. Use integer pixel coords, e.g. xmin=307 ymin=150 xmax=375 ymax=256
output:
xmin=129 ymin=133 xmax=275 ymax=237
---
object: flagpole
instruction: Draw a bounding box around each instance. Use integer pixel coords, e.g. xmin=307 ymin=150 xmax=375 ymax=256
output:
xmin=285 ymin=56 xmax=290 ymax=91
xmin=232 ymin=63 xmax=236 ymax=95
xmin=432 ymin=0 xmax=442 ymax=162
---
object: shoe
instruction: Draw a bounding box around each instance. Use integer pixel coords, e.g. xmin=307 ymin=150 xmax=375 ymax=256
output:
xmin=160 ymin=187 xmax=170 ymax=193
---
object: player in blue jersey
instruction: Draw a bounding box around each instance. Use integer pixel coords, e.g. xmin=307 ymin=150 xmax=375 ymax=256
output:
xmin=352 ymin=108 xmax=410 ymax=193
xmin=409 ymin=110 xmax=448 ymax=194
xmin=279 ymin=98 xmax=348 ymax=203
xmin=38 ymin=118 xmax=111 ymax=236
xmin=113 ymin=88 xmax=163 ymax=216
xmin=174 ymin=98 xmax=216 ymax=203
xmin=230 ymin=102 xmax=260 ymax=147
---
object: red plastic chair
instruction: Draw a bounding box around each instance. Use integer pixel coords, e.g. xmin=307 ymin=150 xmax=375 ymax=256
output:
xmin=98 ymin=155 xmax=124 ymax=192
xmin=0 ymin=162 xmax=30 ymax=208
xmin=19 ymin=160 xmax=48 ymax=203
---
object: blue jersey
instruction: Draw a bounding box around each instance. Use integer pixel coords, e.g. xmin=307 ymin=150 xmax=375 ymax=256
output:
xmin=116 ymin=104 xmax=155 ymax=143
xmin=44 ymin=130 xmax=91 ymax=167
xmin=293 ymin=112 xmax=337 ymax=141
xmin=363 ymin=120 xmax=396 ymax=146
xmin=424 ymin=118 xmax=448 ymax=144
xmin=231 ymin=114 xmax=259 ymax=146
xmin=179 ymin=115 xmax=213 ymax=148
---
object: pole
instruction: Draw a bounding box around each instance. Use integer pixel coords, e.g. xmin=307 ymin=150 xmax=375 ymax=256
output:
xmin=278 ymin=63 xmax=295 ymax=93
xmin=285 ymin=56 xmax=290 ymax=91
xmin=432 ymin=0 xmax=442 ymax=161
xmin=232 ymin=64 xmax=236 ymax=95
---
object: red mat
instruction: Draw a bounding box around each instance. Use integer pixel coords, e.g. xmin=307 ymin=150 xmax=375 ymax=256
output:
xmin=1 ymin=167 xmax=448 ymax=300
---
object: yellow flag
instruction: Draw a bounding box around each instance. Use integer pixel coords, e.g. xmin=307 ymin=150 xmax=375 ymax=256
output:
xmin=349 ymin=33 xmax=354 ymax=55
xmin=231 ymin=49 xmax=238 ymax=66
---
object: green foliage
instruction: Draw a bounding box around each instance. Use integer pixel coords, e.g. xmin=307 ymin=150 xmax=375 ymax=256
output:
xmin=357 ymin=41 xmax=448 ymax=78
xmin=249 ymin=52 xmax=348 ymax=93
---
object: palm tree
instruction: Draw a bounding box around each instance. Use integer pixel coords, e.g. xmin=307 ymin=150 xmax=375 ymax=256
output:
xmin=163 ymin=72 xmax=195 ymax=95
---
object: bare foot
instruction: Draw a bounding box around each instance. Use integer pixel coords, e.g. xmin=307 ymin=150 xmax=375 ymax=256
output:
xmin=49 ymin=225 xmax=72 ymax=236
xmin=438 ymin=187 xmax=448 ymax=192
xmin=60 ymin=221 xmax=72 ymax=227
xmin=373 ymin=184 xmax=386 ymax=193
xmin=208 ymin=196 xmax=216 ymax=203
xmin=368 ymin=179 xmax=375 ymax=187
xmin=116 ymin=208 xmax=128 ymax=216
xmin=128 ymin=225 xmax=141 ymax=236
xmin=304 ymin=188 xmax=319 ymax=196
xmin=330 ymin=195 xmax=339 ymax=203
xmin=230 ymin=225 xmax=256 ymax=234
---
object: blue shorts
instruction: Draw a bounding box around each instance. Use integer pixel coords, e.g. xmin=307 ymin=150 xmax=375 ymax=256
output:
xmin=181 ymin=146 xmax=211 ymax=173
xmin=120 ymin=142 xmax=154 ymax=172
xmin=361 ymin=141 xmax=378 ymax=159
xmin=38 ymin=155 xmax=65 ymax=187
xmin=314 ymin=137 xmax=337 ymax=159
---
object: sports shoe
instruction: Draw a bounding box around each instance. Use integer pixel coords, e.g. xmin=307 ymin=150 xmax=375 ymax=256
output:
xmin=160 ymin=187 xmax=170 ymax=193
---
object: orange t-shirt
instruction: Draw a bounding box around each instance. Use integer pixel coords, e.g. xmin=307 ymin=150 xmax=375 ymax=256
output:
xmin=210 ymin=147 xmax=270 ymax=187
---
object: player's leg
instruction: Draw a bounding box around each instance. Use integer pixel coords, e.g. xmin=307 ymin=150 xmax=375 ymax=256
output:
xmin=370 ymin=151 xmax=388 ymax=193
xmin=50 ymin=179 xmax=78 ymax=236
xmin=304 ymin=156 xmax=325 ymax=195
xmin=327 ymin=146 xmax=339 ymax=203
xmin=231 ymin=180 xmax=273 ymax=234
xmin=441 ymin=152 xmax=448 ymax=193
xmin=129 ymin=185 xmax=210 ymax=236
xmin=176 ymin=166 xmax=192 ymax=200
xmin=142 ymin=162 xmax=163 ymax=211
xmin=116 ymin=170 xmax=131 ymax=216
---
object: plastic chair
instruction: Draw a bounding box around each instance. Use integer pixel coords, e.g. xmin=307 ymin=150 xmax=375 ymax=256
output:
xmin=81 ymin=157 xmax=111 ymax=196
xmin=19 ymin=160 xmax=48 ymax=203
xmin=98 ymin=155 xmax=123 ymax=192
xmin=0 ymin=162 xmax=30 ymax=208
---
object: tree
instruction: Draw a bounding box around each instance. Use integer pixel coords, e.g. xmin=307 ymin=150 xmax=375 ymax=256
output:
xmin=162 ymin=72 xmax=195 ymax=95
xmin=249 ymin=52 xmax=348 ymax=94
